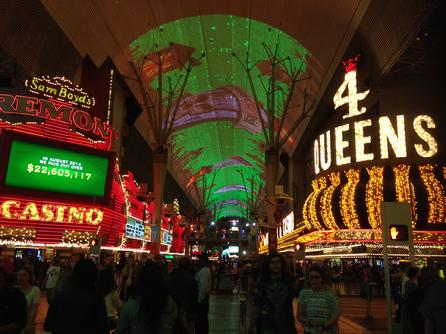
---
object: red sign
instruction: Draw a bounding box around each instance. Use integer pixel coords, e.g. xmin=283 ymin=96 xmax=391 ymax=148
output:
xmin=0 ymin=94 xmax=118 ymax=142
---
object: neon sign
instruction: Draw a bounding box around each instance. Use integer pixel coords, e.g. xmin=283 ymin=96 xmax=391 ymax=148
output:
xmin=278 ymin=211 xmax=294 ymax=238
xmin=0 ymin=94 xmax=118 ymax=142
xmin=0 ymin=200 xmax=103 ymax=225
xmin=125 ymin=217 xmax=147 ymax=240
xmin=313 ymin=56 xmax=438 ymax=175
xmin=25 ymin=76 xmax=95 ymax=109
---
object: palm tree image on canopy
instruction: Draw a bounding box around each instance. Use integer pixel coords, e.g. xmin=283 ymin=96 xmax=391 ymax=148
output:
xmin=129 ymin=15 xmax=310 ymax=253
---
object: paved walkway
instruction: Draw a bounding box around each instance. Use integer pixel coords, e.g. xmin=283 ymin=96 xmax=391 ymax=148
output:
xmin=209 ymin=293 xmax=240 ymax=334
xmin=36 ymin=293 xmax=392 ymax=333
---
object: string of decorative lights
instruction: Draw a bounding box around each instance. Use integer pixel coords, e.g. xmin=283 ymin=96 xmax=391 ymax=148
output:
xmin=106 ymin=69 xmax=114 ymax=124
xmin=393 ymin=164 xmax=417 ymax=227
xmin=419 ymin=164 xmax=446 ymax=224
xmin=366 ymin=166 xmax=384 ymax=229
xmin=0 ymin=226 xmax=36 ymax=244
xmin=24 ymin=75 xmax=95 ymax=107
xmin=320 ymin=172 xmax=341 ymax=229
xmin=290 ymin=229 xmax=446 ymax=244
xmin=62 ymin=230 xmax=95 ymax=245
xmin=309 ymin=178 xmax=326 ymax=230
xmin=302 ymin=180 xmax=316 ymax=230
xmin=340 ymin=169 xmax=361 ymax=229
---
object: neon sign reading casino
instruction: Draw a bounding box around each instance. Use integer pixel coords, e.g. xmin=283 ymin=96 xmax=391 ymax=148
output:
xmin=313 ymin=55 xmax=438 ymax=175
xmin=0 ymin=200 xmax=103 ymax=225
xmin=0 ymin=76 xmax=118 ymax=142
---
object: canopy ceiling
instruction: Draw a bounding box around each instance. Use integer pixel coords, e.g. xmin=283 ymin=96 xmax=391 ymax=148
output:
xmin=42 ymin=0 xmax=370 ymax=219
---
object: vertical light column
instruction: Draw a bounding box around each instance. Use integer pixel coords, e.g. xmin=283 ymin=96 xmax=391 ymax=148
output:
xmin=265 ymin=148 xmax=279 ymax=253
xmin=366 ymin=166 xmax=384 ymax=229
xmin=151 ymin=148 xmax=168 ymax=254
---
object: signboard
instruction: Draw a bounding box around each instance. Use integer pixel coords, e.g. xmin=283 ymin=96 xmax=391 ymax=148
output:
xmin=381 ymin=202 xmax=414 ymax=250
xmin=162 ymin=229 xmax=173 ymax=246
xmin=88 ymin=237 xmax=101 ymax=256
xmin=0 ymin=74 xmax=119 ymax=142
xmin=381 ymin=201 xmax=414 ymax=334
xmin=279 ymin=211 xmax=294 ymax=238
xmin=268 ymin=227 xmax=277 ymax=253
xmin=228 ymin=246 xmax=239 ymax=253
xmin=313 ymin=55 xmax=438 ymax=175
xmin=125 ymin=217 xmax=146 ymax=240
xmin=0 ymin=131 xmax=115 ymax=204
xmin=25 ymin=75 xmax=95 ymax=109
xmin=0 ymin=199 xmax=103 ymax=225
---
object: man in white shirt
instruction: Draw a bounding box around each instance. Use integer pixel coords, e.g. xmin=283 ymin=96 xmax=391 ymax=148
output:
xmin=44 ymin=257 xmax=61 ymax=304
xmin=195 ymin=255 xmax=212 ymax=334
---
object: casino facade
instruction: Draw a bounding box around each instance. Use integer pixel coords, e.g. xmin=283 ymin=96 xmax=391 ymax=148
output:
xmin=260 ymin=10 xmax=446 ymax=262
xmin=0 ymin=73 xmax=185 ymax=259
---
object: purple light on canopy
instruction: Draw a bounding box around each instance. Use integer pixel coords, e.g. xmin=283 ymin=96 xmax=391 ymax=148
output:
xmin=214 ymin=185 xmax=249 ymax=194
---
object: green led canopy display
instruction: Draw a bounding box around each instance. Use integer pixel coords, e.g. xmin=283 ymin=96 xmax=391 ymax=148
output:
xmin=130 ymin=15 xmax=309 ymax=219
xmin=5 ymin=140 xmax=110 ymax=197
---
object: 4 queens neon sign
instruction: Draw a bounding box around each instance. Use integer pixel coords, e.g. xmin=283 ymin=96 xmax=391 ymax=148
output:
xmin=313 ymin=55 xmax=438 ymax=175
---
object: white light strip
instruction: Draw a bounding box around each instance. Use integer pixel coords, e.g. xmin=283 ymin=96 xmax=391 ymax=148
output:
xmin=106 ymin=69 xmax=114 ymax=124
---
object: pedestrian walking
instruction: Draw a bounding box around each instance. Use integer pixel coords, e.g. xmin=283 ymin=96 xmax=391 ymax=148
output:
xmin=195 ymin=255 xmax=212 ymax=334
xmin=17 ymin=267 xmax=40 ymax=334
xmin=297 ymin=265 xmax=339 ymax=334
xmin=98 ymin=268 xmax=121 ymax=332
xmin=42 ymin=257 xmax=61 ymax=304
xmin=167 ymin=257 xmax=198 ymax=334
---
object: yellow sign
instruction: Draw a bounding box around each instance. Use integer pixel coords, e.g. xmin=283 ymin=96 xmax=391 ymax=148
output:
xmin=25 ymin=76 xmax=95 ymax=108
xmin=0 ymin=200 xmax=103 ymax=225
xmin=390 ymin=226 xmax=399 ymax=240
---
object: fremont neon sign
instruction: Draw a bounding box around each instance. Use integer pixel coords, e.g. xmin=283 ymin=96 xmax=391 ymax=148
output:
xmin=0 ymin=94 xmax=118 ymax=142
xmin=313 ymin=56 xmax=438 ymax=175
xmin=0 ymin=200 xmax=104 ymax=225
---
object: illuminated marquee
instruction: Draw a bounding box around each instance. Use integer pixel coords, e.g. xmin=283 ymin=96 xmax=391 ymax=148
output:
xmin=25 ymin=76 xmax=95 ymax=109
xmin=0 ymin=200 xmax=103 ymax=225
xmin=0 ymin=94 xmax=118 ymax=142
xmin=278 ymin=212 xmax=295 ymax=238
xmin=314 ymin=56 xmax=438 ymax=175
xmin=1 ymin=74 xmax=118 ymax=142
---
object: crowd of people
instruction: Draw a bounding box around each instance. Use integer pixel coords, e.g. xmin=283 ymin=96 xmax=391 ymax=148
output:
xmin=1 ymin=252 xmax=446 ymax=334
xmin=0 ymin=253 xmax=211 ymax=334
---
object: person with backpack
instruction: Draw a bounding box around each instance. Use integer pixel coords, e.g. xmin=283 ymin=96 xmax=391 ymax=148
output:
xmin=297 ymin=265 xmax=339 ymax=334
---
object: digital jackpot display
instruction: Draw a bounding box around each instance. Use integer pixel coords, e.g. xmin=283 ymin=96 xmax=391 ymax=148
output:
xmin=0 ymin=132 xmax=114 ymax=202
xmin=5 ymin=140 xmax=108 ymax=197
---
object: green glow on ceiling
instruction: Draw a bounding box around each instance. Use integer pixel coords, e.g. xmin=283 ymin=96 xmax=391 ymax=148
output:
xmin=130 ymin=15 xmax=309 ymax=220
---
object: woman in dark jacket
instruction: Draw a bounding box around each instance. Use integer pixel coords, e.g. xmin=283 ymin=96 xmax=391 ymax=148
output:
xmin=254 ymin=253 xmax=297 ymax=334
